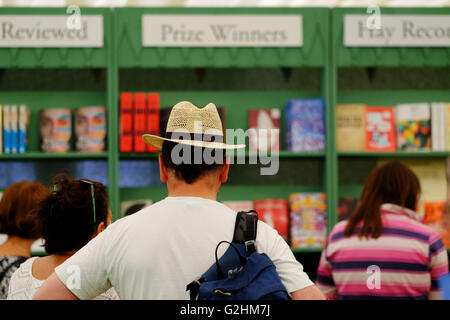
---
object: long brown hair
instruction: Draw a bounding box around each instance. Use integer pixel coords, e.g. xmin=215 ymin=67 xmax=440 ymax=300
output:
xmin=344 ymin=161 xmax=421 ymax=239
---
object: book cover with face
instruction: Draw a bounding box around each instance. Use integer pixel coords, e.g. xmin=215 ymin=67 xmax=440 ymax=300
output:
xmin=40 ymin=108 xmax=71 ymax=153
xmin=75 ymin=106 xmax=106 ymax=152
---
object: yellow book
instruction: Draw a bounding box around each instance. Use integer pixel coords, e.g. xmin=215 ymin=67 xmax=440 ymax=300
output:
xmin=336 ymin=104 xmax=366 ymax=151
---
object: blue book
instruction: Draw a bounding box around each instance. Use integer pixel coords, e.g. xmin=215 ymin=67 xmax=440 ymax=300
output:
xmin=10 ymin=105 xmax=18 ymax=154
xmin=3 ymin=105 xmax=11 ymax=154
xmin=285 ymin=98 xmax=326 ymax=152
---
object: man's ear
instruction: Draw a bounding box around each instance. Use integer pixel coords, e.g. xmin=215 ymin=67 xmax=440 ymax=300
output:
xmin=219 ymin=157 xmax=230 ymax=183
xmin=159 ymin=154 xmax=168 ymax=183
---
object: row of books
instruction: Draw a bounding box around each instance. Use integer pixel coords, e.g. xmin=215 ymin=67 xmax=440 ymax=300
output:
xmin=223 ymin=193 xmax=328 ymax=248
xmin=0 ymin=105 xmax=29 ymax=154
xmin=337 ymin=102 xmax=450 ymax=152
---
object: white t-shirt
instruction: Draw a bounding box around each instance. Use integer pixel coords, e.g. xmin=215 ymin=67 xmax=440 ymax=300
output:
xmin=55 ymin=196 xmax=314 ymax=300
xmin=7 ymin=257 xmax=119 ymax=300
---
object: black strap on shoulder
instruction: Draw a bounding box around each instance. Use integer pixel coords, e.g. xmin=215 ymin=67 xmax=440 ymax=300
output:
xmin=233 ymin=210 xmax=258 ymax=254
xmin=0 ymin=256 xmax=27 ymax=285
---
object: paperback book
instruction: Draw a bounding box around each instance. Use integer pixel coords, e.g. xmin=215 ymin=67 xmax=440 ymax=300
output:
xmin=431 ymin=102 xmax=446 ymax=151
xmin=253 ymin=199 xmax=290 ymax=242
xmin=396 ymin=103 xmax=431 ymax=151
xmin=336 ymin=104 xmax=366 ymax=151
xmin=249 ymin=109 xmax=280 ymax=153
xmin=40 ymin=108 xmax=72 ymax=153
xmin=289 ymin=193 xmax=327 ymax=248
xmin=75 ymin=106 xmax=106 ymax=152
xmin=285 ymin=98 xmax=325 ymax=152
xmin=18 ymin=105 xmax=29 ymax=154
xmin=365 ymin=106 xmax=396 ymax=152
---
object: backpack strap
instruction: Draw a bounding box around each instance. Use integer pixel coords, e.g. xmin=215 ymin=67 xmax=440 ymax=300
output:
xmin=233 ymin=210 xmax=258 ymax=255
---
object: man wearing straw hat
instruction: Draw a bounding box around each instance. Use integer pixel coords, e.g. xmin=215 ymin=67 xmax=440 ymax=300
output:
xmin=34 ymin=101 xmax=325 ymax=300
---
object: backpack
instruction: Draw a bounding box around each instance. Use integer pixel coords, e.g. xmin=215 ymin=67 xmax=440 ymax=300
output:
xmin=186 ymin=210 xmax=290 ymax=300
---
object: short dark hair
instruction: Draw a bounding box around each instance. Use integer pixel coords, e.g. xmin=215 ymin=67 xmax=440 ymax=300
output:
xmin=0 ymin=181 xmax=50 ymax=239
xmin=161 ymin=141 xmax=226 ymax=184
xmin=344 ymin=161 xmax=421 ymax=239
xmin=38 ymin=174 xmax=109 ymax=255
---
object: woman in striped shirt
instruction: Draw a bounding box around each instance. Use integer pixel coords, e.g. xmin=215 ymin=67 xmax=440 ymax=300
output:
xmin=317 ymin=160 xmax=449 ymax=300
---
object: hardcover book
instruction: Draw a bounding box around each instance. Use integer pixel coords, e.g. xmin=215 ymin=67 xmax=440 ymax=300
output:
xmin=285 ymin=98 xmax=326 ymax=152
xmin=289 ymin=193 xmax=327 ymax=248
xmin=365 ymin=106 xmax=396 ymax=152
xmin=75 ymin=106 xmax=106 ymax=153
xmin=253 ymin=199 xmax=290 ymax=242
xmin=134 ymin=93 xmax=147 ymax=152
xmin=40 ymin=108 xmax=71 ymax=153
xmin=395 ymin=103 xmax=431 ymax=151
xmin=248 ymin=109 xmax=280 ymax=153
xmin=336 ymin=104 xmax=366 ymax=151
xmin=147 ymin=93 xmax=160 ymax=152
xmin=119 ymin=92 xmax=133 ymax=153
xmin=18 ymin=105 xmax=29 ymax=154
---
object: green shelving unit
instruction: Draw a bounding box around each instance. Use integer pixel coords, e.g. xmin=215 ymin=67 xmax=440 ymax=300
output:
xmin=331 ymin=7 xmax=450 ymax=208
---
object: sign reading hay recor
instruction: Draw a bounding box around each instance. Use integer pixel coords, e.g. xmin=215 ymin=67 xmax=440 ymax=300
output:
xmin=0 ymin=15 xmax=104 ymax=47
xmin=142 ymin=14 xmax=303 ymax=47
xmin=344 ymin=14 xmax=450 ymax=47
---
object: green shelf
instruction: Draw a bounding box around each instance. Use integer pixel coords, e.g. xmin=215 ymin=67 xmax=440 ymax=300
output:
xmin=338 ymin=151 xmax=450 ymax=158
xmin=0 ymin=152 xmax=108 ymax=160
xmin=291 ymin=247 xmax=323 ymax=253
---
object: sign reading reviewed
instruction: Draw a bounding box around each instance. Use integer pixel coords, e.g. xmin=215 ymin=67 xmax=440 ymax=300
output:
xmin=142 ymin=14 xmax=303 ymax=47
xmin=344 ymin=14 xmax=450 ymax=47
xmin=0 ymin=15 xmax=103 ymax=47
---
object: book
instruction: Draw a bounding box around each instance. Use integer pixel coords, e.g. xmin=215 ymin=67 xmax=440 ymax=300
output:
xmin=18 ymin=105 xmax=28 ymax=154
xmin=10 ymin=105 xmax=18 ymax=154
xmin=147 ymin=93 xmax=160 ymax=152
xmin=289 ymin=193 xmax=327 ymax=248
xmin=119 ymin=92 xmax=133 ymax=152
xmin=3 ymin=105 xmax=11 ymax=154
xmin=365 ymin=106 xmax=396 ymax=152
xmin=253 ymin=199 xmax=290 ymax=242
xmin=40 ymin=108 xmax=71 ymax=153
xmin=75 ymin=106 xmax=107 ymax=152
xmin=285 ymin=98 xmax=326 ymax=152
xmin=120 ymin=199 xmax=153 ymax=217
xmin=248 ymin=109 xmax=280 ymax=153
xmin=431 ymin=103 xmax=446 ymax=151
xmin=447 ymin=103 xmax=450 ymax=151
xmin=424 ymin=201 xmax=449 ymax=247
xmin=222 ymin=201 xmax=254 ymax=212
xmin=336 ymin=104 xmax=366 ymax=151
xmin=337 ymin=197 xmax=359 ymax=221
xmin=0 ymin=105 xmax=2 ymax=155
xmin=395 ymin=103 xmax=431 ymax=151
xmin=134 ymin=92 xmax=147 ymax=152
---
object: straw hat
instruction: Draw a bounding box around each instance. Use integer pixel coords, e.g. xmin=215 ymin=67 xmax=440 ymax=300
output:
xmin=142 ymin=101 xmax=246 ymax=151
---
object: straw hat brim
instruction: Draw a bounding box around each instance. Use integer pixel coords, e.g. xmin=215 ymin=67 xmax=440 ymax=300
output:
xmin=142 ymin=134 xmax=246 ymax=151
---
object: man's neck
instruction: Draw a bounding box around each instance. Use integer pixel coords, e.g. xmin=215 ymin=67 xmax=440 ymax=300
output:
xmin=167 ymin=179 xmax=219 ymax=201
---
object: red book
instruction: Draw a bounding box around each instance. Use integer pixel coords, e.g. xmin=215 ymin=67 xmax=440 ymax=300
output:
xmin=147 ymin=93 xmax=160 ymax=152
xmin=119 ymin=92 xmax=133 ymax=152
xmin=133 ymin=93 xmax=147 ymax=152
xmin=365 ymin=106 xmax=396 ymax=152
xmin=253 ymin=199 xmax=289 ymax=242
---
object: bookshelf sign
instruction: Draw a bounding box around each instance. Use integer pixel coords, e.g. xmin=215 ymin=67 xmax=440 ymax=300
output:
xmin=0 ymin=15 xmax=103 ymax=47
xmin=142 ymin=14 xmax=303 ymax=47
xmin=344 ymin=14 xmax=450 ymax=47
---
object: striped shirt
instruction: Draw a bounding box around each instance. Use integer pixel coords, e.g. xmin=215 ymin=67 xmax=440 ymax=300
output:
xmin=316 ymin=203 xmax=449 ymax=300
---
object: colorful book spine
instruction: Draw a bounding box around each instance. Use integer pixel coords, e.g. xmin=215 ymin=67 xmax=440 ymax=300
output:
xmin=285 ymin=98 xmax=326 ymax=152
xmin=336 ymin=104 xmax=366 ymax=151
xmin=289 ymin=192 xmax=327 ymax=248
xmin=147 ymin=93 xmax=160 ymax=152
xmin=3 ymin=105 xmax=11 ymax=154
xmin=248 ymin=109 xmax=280 ymax=153
xmin=0 ymin=105 xmax=2 ymax=155
xmin=18 ymin=105 xmax=28 ymax=154
xmin=365 ymin=106 xmax=396 ymax=152
xmin=119 ymin=92 xmax=133 ymax=152
xmin=10 ymin=105 xmax=18 ymax=154
xmin=134 ymin=93 xmax=147 ymax=152
xmin=253 ymin=199 xmax=290 ymax=242
xmin=395 ymin=103 xmax=431 ymax=151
